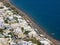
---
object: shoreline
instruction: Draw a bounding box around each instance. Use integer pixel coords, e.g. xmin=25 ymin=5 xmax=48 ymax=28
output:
xmin=4 ymin=0 xmax=60 ymax=45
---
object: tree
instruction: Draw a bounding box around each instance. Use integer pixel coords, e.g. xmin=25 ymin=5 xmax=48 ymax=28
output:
xmin=4 ymin=19 xmax=8 ymax=23
xmin=24 ymin=31 xmax=30 ymax=35
xmin=26 ymin=37 xmax=42 ymax=45
xmin=4 ymin=3 xmax=10 ymax=7
xmin=8 ymin=32 xmax=14 ymax=38
xmin=0 ymin=0 xmax=4 ymax=2
xmin=21 ymin=27 xmax=24 ymax=32
xmin=0 ymin=7 xmax=4 ymax=9
xmin=0 ymin=28 xmax=3 ymax=34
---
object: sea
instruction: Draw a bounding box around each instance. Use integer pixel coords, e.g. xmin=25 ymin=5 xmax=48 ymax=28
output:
xmin=10 ymin=0 xmax=60 ymax=41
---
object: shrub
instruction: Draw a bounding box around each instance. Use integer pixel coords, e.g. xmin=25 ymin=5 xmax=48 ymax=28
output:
xmin=24 ymin=31 xmax=30 ymax=35
xmin=26 ymin=37 xmax=42 ymax=45
xmin=0 ymin=7 xmax=4 ymax=9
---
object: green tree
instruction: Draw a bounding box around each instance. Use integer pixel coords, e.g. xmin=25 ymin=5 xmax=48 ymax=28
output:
xmin=24 ymin=31 xmax=30 ymax=35
xmin=8 ymin=32 xmax=14 ymax=38
xmin=4 ymin=20 xmax=8 ymax=23
xmin=26 ymin=37 xmax=42 ymax=45
xmin=0 ymin=7 xmax=4 ymax=9
xmin=21 ymin=27 xmax=24 ymax=32
xmin=0 ymin=0 xmax=4 ymax=2
xmin=0 ymin=29 xmax=3 ymax=34
xmin=4 ymin=3 xmax=10 ymax=7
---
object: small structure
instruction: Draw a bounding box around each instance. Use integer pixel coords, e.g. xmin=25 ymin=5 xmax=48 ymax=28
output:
xmin=28 ymin=31 xmax=38 ymax=38
xmin=0 ymin=16 xmax=4 ymax=29
xmin=0 ymin=2 xmax=3 ymax=7
xmin=13 ymin=27 xmax=25 ymax=38
xmin=11 ymin=23 xmax=20 ymax=28
xmin=0 ymin=38 xmax=9 ymax=45
xmin=40 ymin=40 xmax=51 ymax=45
xmin=17 ymin=40 xmax=36 ymax=45
xmin=0 ymin=34 xmax=4 ymax=38
xmin=5 ymin=10 xmax=13 ymax=15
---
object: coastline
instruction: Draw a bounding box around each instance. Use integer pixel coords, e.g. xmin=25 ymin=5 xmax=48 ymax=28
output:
xmin=4 ymin=0 xmax=60 ymax=45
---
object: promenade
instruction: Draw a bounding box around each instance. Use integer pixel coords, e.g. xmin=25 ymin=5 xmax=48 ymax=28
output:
xmin=4 ymin=0 xmax=60 ymax=45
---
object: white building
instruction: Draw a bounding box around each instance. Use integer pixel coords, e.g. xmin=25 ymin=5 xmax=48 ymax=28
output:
xmin=0 ymin=9 xmax=4 ymax=15
xmin=17 ymin=40 xmax=36 ymax=45
xmin=3 ymin=6 xmax=8 ymax=10
xmin=13 ymin=27 xmax=23 ymax=34
xmin=18 ymin=19 xmax=27 ymax=25
xmin=5 ymin=10 xmax=13 ymax=15
xmin=8 ymin=16 xmax=14 ymax=20
xmin=24 ymin=26 xmax=34 ymax=31
xmin=0 ymin=2 xmax=3 ymax=7
xmin=0 ymin=38 xmax=9 ymax=45
xmin=13 ymin=27 xmax=25 ymax=38
xmin=40 ymin=40 xmax=51 ymax=45
xmin=11 ymin=23 xmax=20 ymax=29
xmin=13 ymin=15 xmax=22 ymax=19
xmin=28 ymin=31 xmax=38 ymax=38
xmin=0 ymin=16 xmax=4 ymax=29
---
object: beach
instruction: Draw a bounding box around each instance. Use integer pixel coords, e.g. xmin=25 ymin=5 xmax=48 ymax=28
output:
xmin=4 ymin=0 xmax=60 ymax=45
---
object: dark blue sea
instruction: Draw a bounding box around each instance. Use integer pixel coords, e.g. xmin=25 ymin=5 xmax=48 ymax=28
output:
xmin=10 ymin=0 xmax=60 ymax=41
